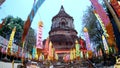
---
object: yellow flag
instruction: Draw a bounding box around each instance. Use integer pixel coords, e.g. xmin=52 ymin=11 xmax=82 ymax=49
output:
xmin=8 ymin=27 xmax=16 ymax=48
xmin=86 ymin=52 xmax=89 ymax=59
xmin=73 ymin=48 xmax=76 ymax=59
xmin=102 ymin=35 xmax=109 ymax=51
xmin=48 ymin=41 xmax=52 ymax=58
xmin=75 ymin=40 xmax=80 ymax=57
xmin=70 ymin=49 xmax=73 ymax=61
xmin=55 ymin=53 xmax=58 ymax=60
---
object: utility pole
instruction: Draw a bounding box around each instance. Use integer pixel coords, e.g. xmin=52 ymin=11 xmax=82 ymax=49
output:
xmin=103 ymin=0 xmax=120 ymax=32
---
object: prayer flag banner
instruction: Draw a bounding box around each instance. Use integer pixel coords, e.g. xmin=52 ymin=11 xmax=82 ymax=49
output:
xmin=21 ymin=0 xmax=45 ymax=42
xmin=55 ymin=53 xmax=58 ymax=60
xmin=36 ymin=21 xmax=43 ymax=49
xmin=93 ymin=10 xmax=116 ymax=46
xmin=110 ymin=0 xmax=120 ymax=18
xmin=80 ymin=51 xmax=83 ymax=58
xmin=93 ymin=10 xmax=108 ymax=37
xmin=48 ymin=41 xmax=54 ymax=60
xmin=75 ymin=40 xmax=80 ymax=57
xmin=70 ymin=49 xmax=73 ymax=60
xmin=32 ymin=46 xmax=37 ymax=59
xmin=83 ymin=27 xmax=92 ymax=51
xmin=90 ymin=0 xmax=110 ymax=26
xmin=8 ymin=27 xmax=16 ymax=49
xmin=0 ymin=19 xmax=5 ymax=29
xmin=102 ymin=35 xmax=109 ymax=50
xmin=91 ymin=0 xmax=116 ymax=46
xmin=7 ymin=27 xmax=16 ymax=54
xmin=45 ymin=37 xmax=49 ymax=52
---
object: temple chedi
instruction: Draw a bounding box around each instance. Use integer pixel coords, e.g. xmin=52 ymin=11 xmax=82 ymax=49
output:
xmin=49 ymin=6 xmax=78 ymax=58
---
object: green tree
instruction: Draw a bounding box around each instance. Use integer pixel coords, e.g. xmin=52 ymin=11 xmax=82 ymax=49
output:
xmin=0 ymin=16 xmax=24 ymax=45
xmin=25 ymin=28 xmax=36 ymax=53
xmin=82 ymin=6 xmax=103 ymax=47
xmin=0 ymin=15 xmax=36 ymax=52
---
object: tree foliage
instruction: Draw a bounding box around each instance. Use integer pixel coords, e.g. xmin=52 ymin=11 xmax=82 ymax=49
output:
xmin=0 ymin=16 xmax=24 ymax=45
xmin=82 ymin=6 xmax=103 ymax=47
xmin=25 ymin=28 xmax=36 ymax=53
xmin=0 ymin=15 xmax=36 ymax=52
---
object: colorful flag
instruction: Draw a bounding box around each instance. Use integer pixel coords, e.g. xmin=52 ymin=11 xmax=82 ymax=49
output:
xmin=110 ymin=0 xmax=120 ymax=18
xmin=48 ymin=41 xmax=54 ymax=60
xmin=75 ymin=40 xmax=80 ymax=57
xmin=7 ymin=27 xmax=16 ymax=48
xmin=29 ymin=54 xmax=32 ymax=60
xmin=44 ymin=37 xmax=49 ymax=53
xmin=90 ymin=0 xmax=110 ymax=26
xmin=80 ymin=51 xmax=83 ymax=58
xmin=73 ymin=48 xmax=76 ymax=59
xmin=6 ymin=27 xmax=16 ymax=54
xmin=91 ymin=0 xmax=116 ymax=47
xmin=65 ymin=54 xmax=70 ymax=62
xmin=48 ymin=42 xmax=52 ymax=57
xmin=86 ymin=52 xmax=89 ymax=59
xmin=70 ymin=49 xmax=73 ymax=61
xmin=39 ymin=53 xmax=43 ymax=61
xmin=93 ymin=10 xmax=108 ymax=37
xmin=0 ymin=19 xmax=5 ymax=29
xmin=21 ymin=0 xmax=45 ymax=44
xmin=32 ymin=46 xmax=37 ymax=59
xmin=102 ymin=35 xmax=109 ymax=50
xmin=34 ymin=0 xmax=36 ymax=5
xmin=55 ymin=53 xmax=58 ymax=60
xmin=21 ymin=17 xmax=30 ymax=42
xmin=36 ymin=21 xmax=43 ymax=49
xmin=83 ymin=27 xmax=92 ymax=51
xmin=79 ymin=38 xmax=85 ymax=49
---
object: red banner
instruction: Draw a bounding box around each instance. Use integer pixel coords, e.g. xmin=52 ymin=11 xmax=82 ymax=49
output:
xmin=110 ymin=0 xmax=120 ymax=18
xmin=91 ymin=0 xmax=116 ymax=47
xmin=90 ymin=0 xmax=110 ymax=26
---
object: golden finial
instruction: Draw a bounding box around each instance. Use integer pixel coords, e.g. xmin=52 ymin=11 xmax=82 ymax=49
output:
xmin=83 ymin=27 xmax=88 ymax=32
xmin=49 ymin=41 xmax=52 ymax=47
xmin=38 ymin=21 xmax=43 ymax=27
xmin=75 ymin=40 xmax=78 ymax=44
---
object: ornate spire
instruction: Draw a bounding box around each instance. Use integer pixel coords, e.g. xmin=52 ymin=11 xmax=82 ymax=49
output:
xmin=60 ymin=5 xmax=64 ymax=11
xmin=52 ymin=5 xmax=73 ymax=21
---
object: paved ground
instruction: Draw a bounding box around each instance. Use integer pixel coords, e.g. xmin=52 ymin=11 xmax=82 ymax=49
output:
xmin=0 ymin=61 xmax=114 ymax=68
xmin=0 ymin=61 xmax=22 ymax=68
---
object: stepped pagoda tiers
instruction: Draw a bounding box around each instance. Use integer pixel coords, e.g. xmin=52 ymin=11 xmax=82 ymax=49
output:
xmin=49 ymin=5 xmax=78 ymax=57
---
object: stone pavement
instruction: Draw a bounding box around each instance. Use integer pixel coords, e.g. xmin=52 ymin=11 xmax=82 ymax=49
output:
xmin=0 ymin=61 xmax=22 ymax=68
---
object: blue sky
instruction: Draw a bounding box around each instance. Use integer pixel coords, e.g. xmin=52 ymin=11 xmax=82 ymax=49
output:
xmin=0 ymin=0 xmax=91 ymax=40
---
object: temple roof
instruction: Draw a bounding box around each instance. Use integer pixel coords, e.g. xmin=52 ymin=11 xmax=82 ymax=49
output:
xmin=52 ymin=5 xmax=73 ymax=20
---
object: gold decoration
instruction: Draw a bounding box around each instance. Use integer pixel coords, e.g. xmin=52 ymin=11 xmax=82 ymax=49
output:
xmin=38 ymin=21 xmax=43 ymax=27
